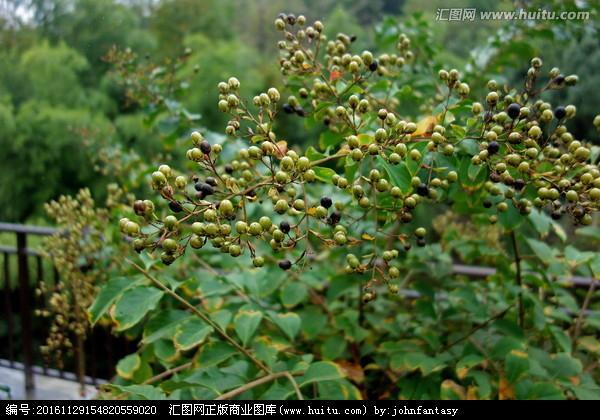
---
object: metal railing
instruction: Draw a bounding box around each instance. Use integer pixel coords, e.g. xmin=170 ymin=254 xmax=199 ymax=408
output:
xmin=0 ymin=222 xmax=132 ymax=397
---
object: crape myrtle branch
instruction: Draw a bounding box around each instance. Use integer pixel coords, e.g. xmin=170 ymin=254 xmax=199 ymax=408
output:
xmin=119 ymin=13 xmax=600 ymax=302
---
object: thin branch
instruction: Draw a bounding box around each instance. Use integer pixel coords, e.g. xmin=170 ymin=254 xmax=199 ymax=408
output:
xmin=127 ymin=259 xmax=271 ymax=374
xmin=509 ymin=231 xmax=525 ymax=328
xmin=143 ymin=362 xmax=193 ymax=385
xmin=439 ymin=305 xmax=514 ymax=353
xmin=215 ymin=371 xmax=303 ymax=400
xmin=571 ymin=266 xmax=598 ymax=352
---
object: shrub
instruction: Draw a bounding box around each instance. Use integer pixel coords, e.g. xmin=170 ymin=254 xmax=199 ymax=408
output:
xmin=91 ymin=13 xmax=600 ymax=400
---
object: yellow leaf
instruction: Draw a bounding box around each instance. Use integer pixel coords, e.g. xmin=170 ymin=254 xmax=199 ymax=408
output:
xmin=456 ymin=367 xmax=469 ymax=380
xmin=466 ymin=386 xmax=479 ymax=400
xmin=578 ymin=336 xmax=600 ymax=354
xmin=441 ymin=379 xmax=466 ymax=399
xmin=411 ymin=115 xmax=437 ymax=137
xmin=499 ymin=376 xmax=515 ymax=400
xmin=509 ymin=349 xmax=528 ymax=358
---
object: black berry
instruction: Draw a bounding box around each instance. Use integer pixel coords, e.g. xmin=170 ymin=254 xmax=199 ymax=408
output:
xmin=320 ymin=197 xmax=332 ymax=208
xmin=225 ymin=164 xmax=233 ymax=174
xmin=483 ymin=200 xmax=492 ymax=208
xmin=369 ymin=60 xmax=378 ymax=72
xmin=416 ymin=238 xmax=426 ymax=247
xmin=487 ymin=141 xmax=500 ymax=155
xmin=278 ymin=259 xmax=292 ymax=270
xmin=279 ymin=221 xmax=291 ymax=234
xmin=295 ymin=106 xmax=306 ymax=117
xmin=200 ymin=140 xmax=211 ymax=154
xmin=282 ymin=103 xmax=294 ymax=114
xmin=169 ymin=201 xmax=183 ymax=213
xmin=551 ymin=210 xmax=562 ymax=220
xmin=416 ymin=183 xmax=429 ymax=197
xmin=195 ymin=182 xmax=214 ymax=196
xmin=553 ymin=74 xmax=565 ymax=85
xmin=328 ymin=212 xmax=341 ymax=225
xmin=507 ymin=103 xmax=521 ymax=119
xmin=554 ymin=106 xmax=566 ymax=119
xmin=514 ymin=179 xmax=525 ymax=191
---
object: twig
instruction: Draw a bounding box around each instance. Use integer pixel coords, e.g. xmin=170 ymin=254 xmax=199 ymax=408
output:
xmin=143 ymin=362 xmax=193 ymax=385
xmin=571 ymin=266 xmax=598 ymax=352
xmin=509 ymin=231 xmax=525 ymax=328
xmin=215 ymin=371 xmax=303 ymax=400
xmin=439 ymin=305 xmax=514 ymax=353
xmin=127 ymin=259 xmax=271 ymax=374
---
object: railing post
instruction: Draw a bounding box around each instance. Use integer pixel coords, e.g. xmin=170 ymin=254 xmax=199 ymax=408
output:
xmin=3 ymin=253 xmax=14 ymax=366
xmin=16 ymin=232 xmax=34 ymax=393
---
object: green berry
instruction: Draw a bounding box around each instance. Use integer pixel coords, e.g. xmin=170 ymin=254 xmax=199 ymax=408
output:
xmin=275 ymin=199 xmax=289 ymax=214
xmin=249 ymin=222 xmax=263 ymax=236
xmin=162 ymin=238 xmax=178 ymax=253
xmin=219 ymin=199 xmax=234 ymax=216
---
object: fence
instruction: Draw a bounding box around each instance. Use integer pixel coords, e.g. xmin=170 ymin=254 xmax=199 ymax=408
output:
xmin=0 ymin=222 xmax=132 ymax=397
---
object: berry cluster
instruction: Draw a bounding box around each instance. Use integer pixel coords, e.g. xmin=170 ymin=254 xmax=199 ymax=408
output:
xmin=119 ymin=15 xmax=600 ymax=302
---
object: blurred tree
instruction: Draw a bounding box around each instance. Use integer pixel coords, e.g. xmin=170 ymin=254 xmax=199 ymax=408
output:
xmin=30 ymin=0 xmax=156 ymax=83
xmin=149 ymin=0 xmax=234 ymax=56
xmin=0 ymin=101 xmax=111 ymax=221
xmin=19 ymin=41 xmax=89 ymax=107
xmin=181 ymin=33 xmax=266 ymax=132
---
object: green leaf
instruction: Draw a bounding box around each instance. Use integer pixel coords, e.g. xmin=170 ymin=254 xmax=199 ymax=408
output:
xmin=390 ymin=352 xmax=446 ymax=376
xmin=570 ymin=384 xmax=600 ymax=400
xmin=528 ymin=383 xmax=565 ymax=400
xmin=269 ymin=312 xmax=301 ymax=341
xmin=280 ymin=282 xmax=308 ymax=308
xmin=111 ymin=286 xmax=164 ymax=331
xmin=300 ymin=361 xmax=345 ymax=387
xmin=312 ymin=166 xmax=337 ymax=183
xmin=526 ymin=238 xmax=557 ymax=263
xmin=154 ymin=339 xmax=179 ymax=362
xmin=233 ymin=310 xmax=263 ymax=346
xmin=305 ymin=146 xmax=326 ymax=161
xmin=174 ymin=318 xmax=213 ymax=351
xmin=377 ymin=156 xmax=411 ymax=193
xmin=211 ymin=309 xmax=232 ymax=331
xmin=549 ymin=326 xmax=572 ymax=353
xmin=109 ymin=384 xmax=166 ymax=400
xmin=196 ymin=341 xmax=238 ymax=367
xmin=142 ymin=310 xmax=190 ymax=344
xmin=546 ymin=353 xmax=582 ymax=380
xmin=498 ymin=200 xmax=523 ymax=230
xmin=321 ymin=336 xmax=346 ymax=360
xmin=319 ymin=131 xmax=344 ymax=149
xmin=116 ymin=353 xmax=141 ymax=380
xmin=318 ymin=379 xmax=362 ymax=400
xmin=456 ymin=354 xmax=485 ymax=379
xmin=505 ymin=350 xmax=529 ymax=383
xmin=88 ymin=276 xmax=135 ymax=326
xmin=575 ymin=226 xmax=600 ymax=241
xmin=528 ymin=209 xmax=551 ymax=236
